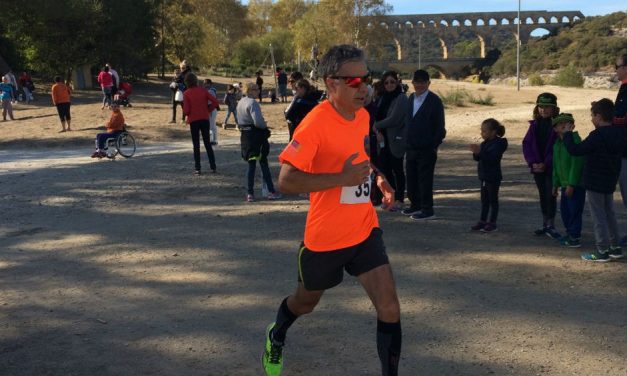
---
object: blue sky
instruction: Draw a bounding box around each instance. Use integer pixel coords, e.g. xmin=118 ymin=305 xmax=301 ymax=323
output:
xmin=387 ymin=1 xmax=625 ymax=17
xmin=241 ymin=1 xmax=625 ymax=17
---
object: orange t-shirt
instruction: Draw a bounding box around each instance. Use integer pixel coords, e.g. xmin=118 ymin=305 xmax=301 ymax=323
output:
xmin=51 ymin=83 xmax=71 ymax=105
xmin=279 ymin=100 xmax=379 ymax=252
xmin=106 ymin=111 xmax=125 ymax=132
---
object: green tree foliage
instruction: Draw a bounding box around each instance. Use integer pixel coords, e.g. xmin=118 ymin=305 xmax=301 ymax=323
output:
xmin=231 ymin=29 xmax=295 ymax=67
xmin=292 ymin=0 xmax=392 ymax=60
xmin=491 ymin=12 xmax=627 ymax=75
xmin=162 ymin=0 xmax=250 ymax=68
xmin=270 ymin=0 xmax=313 ymax=30
xmin=4 ymin=0 xmax=103 ymax=75
xmin=452 ymin=39 xmax=481 ymax=58
xmin=98 ymin=0 xmax=160 ymax=76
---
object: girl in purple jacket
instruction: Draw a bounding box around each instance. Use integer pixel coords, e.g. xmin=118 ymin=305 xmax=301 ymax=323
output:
xmin=522 ymin=93 xmax=560 ymax=239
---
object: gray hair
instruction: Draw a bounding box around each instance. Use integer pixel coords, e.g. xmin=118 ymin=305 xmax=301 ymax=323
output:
xmin=318 ymin=44 xmax=365 ymax=80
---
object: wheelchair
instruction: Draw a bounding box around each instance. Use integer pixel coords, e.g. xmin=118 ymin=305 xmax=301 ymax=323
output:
xmin=103 ymin=128 xmax=136 ymax=159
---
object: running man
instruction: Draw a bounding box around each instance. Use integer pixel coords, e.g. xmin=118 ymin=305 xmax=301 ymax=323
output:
xmin=262 ymin=44 xmax=401 ymax=376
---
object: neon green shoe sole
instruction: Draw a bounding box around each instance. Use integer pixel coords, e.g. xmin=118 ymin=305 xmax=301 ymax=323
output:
xmin=262 ymin=323 xmax=283 ymax=376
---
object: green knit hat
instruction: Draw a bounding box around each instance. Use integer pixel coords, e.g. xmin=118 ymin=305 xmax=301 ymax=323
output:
xmin=552 ymin=113 xmax=575 ymax=126
xmin=536 ymin=92 xmax=558 ymax=107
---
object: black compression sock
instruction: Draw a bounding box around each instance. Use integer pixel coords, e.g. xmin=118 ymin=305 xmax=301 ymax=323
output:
xmin=272 ymin=297 xmax=298 ymax=344
xmin=377 ymin=320 xmax=402 ymax=376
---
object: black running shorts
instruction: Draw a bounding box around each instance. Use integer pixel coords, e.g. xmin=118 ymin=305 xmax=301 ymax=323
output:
xmin=297 ymin=227 xmax=389 ymax=291
xmin=56 ymin=102 xmax=71 ymax=121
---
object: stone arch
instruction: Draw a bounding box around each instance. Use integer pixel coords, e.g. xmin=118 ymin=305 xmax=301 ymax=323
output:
xmin=380 ymin=22 xmax=389 ymax=29
xmin=452 ymin=20 xmax=461 ymax=27
xmin=417 ymin=21 xmax=425 ymax=28
xmin=488 ymin=18 xmax=498 ymax=26
xmin=501 ymin=18 xmax=510 ymax=25
xmin=525 ymin=17 xmax=534 ymax=24
xmin=537 ymin=17 xmax=547 ymax=24
xmin=573 ymin=15 xmax=581 ymax=22
xmin=562 ymin=16 xmax=570 ymax=23
xmin=405 ymin=21 xmax=413 ymax=29
xmin=550 ymin=16 xmax=559 ymax=23
xmin=464 ymin=19 xmax=472 ymax=26
xmin=476 ymin=19 xmax=485 ymax=26
xmin=428 ymin=20 xmax=437 ymax=28
xmin=440 ymin=20 xmax=449 ymax=27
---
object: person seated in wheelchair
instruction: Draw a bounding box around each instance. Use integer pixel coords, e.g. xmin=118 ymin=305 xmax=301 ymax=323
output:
xmin=91 ymin=101 xmax=126 ymax=158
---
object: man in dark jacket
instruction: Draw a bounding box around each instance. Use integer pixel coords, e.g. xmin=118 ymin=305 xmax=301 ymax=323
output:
xmin=402 ymin=69 xmax=446 ymax=220
xmin=614 ymin=53 xmax=627 ymax=230
xmin=563 ymin=98 xmax=624 ymax=262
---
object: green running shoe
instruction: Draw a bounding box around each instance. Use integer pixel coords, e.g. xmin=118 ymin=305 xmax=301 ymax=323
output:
xmin=262 ymin=323 xmax=283 ymax=376
xmin=581 ymin=249 xmax=611 ymax=262
xmin=608 ymin=246 xmax=623 ymax=259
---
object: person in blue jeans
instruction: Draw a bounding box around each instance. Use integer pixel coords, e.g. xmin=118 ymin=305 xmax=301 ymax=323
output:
xmin=551 ymin=113 xmax=585 ymax=247
xmin=236 ymin=82 xmax=281 ymax=202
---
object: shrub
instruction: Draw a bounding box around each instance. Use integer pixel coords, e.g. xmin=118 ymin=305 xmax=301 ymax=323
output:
xmin=438 ymin=88 xmax=468 ymax=107
xmin=528 ymin=73 xmax=544 ymax=86
xmin=551 ymin=65 xmax=585 ymax=87
xmin=426 ymin=66 xmax=442 ymax=79
xmin=468 ymin=93 xmax=495 ymax=106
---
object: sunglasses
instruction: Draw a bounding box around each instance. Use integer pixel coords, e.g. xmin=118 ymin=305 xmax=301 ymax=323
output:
xmin=329 ymin=74 xmax=371 ymax=88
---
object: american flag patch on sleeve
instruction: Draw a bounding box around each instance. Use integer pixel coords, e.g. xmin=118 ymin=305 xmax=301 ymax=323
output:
xmin=287 ymin=139 xmax=301 ymax=154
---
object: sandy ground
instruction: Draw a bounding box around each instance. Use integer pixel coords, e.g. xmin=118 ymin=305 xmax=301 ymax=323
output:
xmin=1 ymin=75 xmax=626 ymax=376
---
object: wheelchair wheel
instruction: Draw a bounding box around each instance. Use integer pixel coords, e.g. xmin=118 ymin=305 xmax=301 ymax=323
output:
xmin=116 ymin=132 xmax=136 ymax=158
xmin=105 ymin=138 xmax=118 ymax=159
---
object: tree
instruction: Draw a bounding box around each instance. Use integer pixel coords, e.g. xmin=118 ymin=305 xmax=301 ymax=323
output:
xmin=4 ymin=0 xmax=103 ymax=75
xmin=247 ymin=0 xmax=274 ymax=35
xmin=292 ymin=0 xmax=392 ymax=60
xmin=270 ymin=0 xmax=312 ymax=30
xmin=97 ymin=0 xmax=160 ymax=77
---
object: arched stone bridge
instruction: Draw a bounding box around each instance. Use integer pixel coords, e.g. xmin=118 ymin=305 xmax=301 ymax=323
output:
xmin=369 ymin=10 xmax=584 ymax=77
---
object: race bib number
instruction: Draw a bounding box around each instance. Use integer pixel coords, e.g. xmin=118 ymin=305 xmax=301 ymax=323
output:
xmin=340 ymin=177 xmax=371 ymax=204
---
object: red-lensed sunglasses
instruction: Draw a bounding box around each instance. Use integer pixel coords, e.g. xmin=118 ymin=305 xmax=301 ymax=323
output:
xmin=329 ymin=74 xmax=371 ymax=88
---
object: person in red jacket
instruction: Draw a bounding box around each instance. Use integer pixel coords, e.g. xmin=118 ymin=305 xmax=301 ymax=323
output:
xmin=183 ymin=73 xmax=219 ymax=175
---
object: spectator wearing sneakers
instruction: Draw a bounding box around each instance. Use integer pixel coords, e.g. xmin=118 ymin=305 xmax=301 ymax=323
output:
xmin=522 ymin=93 xmax=560 ymax=239
xmin=563 ymin=99 xmax=625 ymax=262
xmin=236 ymin=82 xmax=281 ymax=202
xmin=469 ymin=118 xmax=508 ymax=233
xmin=551 ymin=113 xmax=585 ymax=248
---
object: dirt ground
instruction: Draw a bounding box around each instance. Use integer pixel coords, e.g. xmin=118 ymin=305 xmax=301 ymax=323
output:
xmin=1 ymin=75 xmax=626 ymax=376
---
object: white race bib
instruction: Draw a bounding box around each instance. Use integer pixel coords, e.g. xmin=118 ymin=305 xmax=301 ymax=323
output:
xmin=340 ymin=177 xmax=371 ymax=204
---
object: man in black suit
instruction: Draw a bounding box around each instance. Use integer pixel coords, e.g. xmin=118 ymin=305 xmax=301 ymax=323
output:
xmin=402 ymin=69 xmax=446 ymax=220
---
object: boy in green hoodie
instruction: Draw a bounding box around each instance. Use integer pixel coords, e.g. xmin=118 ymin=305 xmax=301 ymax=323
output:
xmin=552 ymin=113 xmax=585 ymax=247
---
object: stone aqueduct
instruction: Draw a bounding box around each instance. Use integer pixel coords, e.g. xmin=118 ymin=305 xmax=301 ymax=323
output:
xmin=368 ymin=10 xmax=584 ymax=77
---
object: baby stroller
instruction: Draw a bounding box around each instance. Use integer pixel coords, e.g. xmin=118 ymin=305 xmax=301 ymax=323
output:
xmin=115 ymin=82 xmax=133 ymax=107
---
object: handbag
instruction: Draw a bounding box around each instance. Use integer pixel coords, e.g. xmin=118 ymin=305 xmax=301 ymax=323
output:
xmin=174 ymin=89 xmax=184 ymax=102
